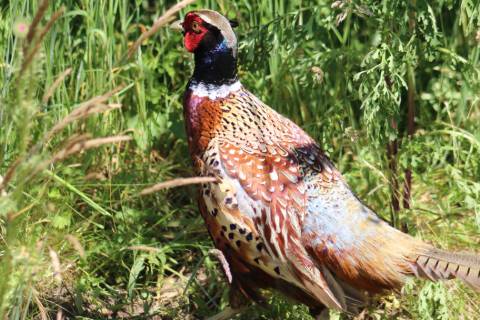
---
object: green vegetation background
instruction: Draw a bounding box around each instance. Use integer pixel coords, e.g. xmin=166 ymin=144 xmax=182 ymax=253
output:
xmin=1 ymin=0 xmax=479 ymax=319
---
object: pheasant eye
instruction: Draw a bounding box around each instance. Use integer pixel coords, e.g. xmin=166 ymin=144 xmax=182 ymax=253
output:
xmin=191 ymin=21 xmax=201 ymax=33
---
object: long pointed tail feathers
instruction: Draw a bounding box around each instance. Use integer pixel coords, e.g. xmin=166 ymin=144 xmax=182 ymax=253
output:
xmin=410 ymin=247 xmax=480 ymax=290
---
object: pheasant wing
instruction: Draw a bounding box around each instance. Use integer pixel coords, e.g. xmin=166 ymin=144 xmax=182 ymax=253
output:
xmin=218 ymin=139 xmax=347 ymax=311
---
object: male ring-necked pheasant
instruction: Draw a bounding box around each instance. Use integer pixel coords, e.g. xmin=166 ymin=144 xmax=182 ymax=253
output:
xmin=178 ymin=9 xmax=480 ymax=319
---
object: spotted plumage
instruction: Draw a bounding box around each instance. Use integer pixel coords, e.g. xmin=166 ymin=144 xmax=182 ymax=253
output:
xmin=178 ymin=9 xmax=480 ymax=318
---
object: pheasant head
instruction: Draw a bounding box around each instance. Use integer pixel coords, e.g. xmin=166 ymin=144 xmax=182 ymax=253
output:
xmin=178 ymin=10 xmax=239 ymax=85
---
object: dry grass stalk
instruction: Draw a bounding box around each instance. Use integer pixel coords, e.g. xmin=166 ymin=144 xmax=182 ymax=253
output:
xmin=125 ymin=0 xmax=196 ymax=59
xmin=127 ymin=245 xmax=162 ymax=253
xmin=209 ymin=249 xmax=232 ymax=284
xmin=24 ymin=0 xmax=49 ymax=50
xmin=23 ymin=135 xmax=131 ymax=183
xmin=47 ymin=85 xmax=124 ymax=139
xmin=65 ymin=235 xmax=85 ymax=258
xmin=0 ymin=175 xmax=7 ymax=196
xmin=48 ymin=247 xmax=62 ymax=283
xmin=42 ymin=67 xmax=72 ymax=103
xmin=7 ymin=202 xmax=36 ymax=221
xmin=20 ymin=7 xmax=65 ymax=77
xmin=50 ymin=135 xmax=131 ymax=163
xmin=107 ymin=103 xmax=122 ymax=110
xmin=139 ymin=176 xmax=217 ymax=196
xmin=0 ymin=159 xmax=21 ymax=193
xmin=49 ymin=103 xmax=117 ymax=135
xmin=33 ymin=290 xmax=48 ymax=320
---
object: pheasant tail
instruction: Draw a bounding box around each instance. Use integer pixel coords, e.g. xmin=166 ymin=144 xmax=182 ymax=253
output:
xmin=411 ymin=248 xmax=480 ymax=289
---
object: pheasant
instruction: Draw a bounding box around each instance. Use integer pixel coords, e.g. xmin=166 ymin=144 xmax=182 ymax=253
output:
xmin=177 ymin=9 xmax=480 ymax=319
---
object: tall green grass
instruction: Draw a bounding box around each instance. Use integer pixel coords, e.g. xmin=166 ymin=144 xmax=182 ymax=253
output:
xmin=1 ymin=0 xmax=479 ymax=319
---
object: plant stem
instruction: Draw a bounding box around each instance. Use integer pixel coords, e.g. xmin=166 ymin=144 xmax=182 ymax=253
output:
xmin=387 ymin=119 xmax=400 ymax=227
xmin=403 ymin=0 xmax=416 ymax=210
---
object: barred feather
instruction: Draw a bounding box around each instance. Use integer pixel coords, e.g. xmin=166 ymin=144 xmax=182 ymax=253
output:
xmin=413 ymin=248 xmax=480 ymax=289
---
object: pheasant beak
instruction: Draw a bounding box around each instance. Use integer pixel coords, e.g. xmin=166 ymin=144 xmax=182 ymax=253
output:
xmin=170 ymin=19 xmax=183 ymax=32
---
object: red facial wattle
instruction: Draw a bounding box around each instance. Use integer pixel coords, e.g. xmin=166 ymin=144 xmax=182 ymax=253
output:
xmin=183 ymin=13 xmax=208 ymax=52
xmin=184 ymin=31 xmax=204 ymax=52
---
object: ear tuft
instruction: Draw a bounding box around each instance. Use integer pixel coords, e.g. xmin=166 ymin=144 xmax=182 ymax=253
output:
xmin=229 ymin=19 xmax=239 ymax=28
